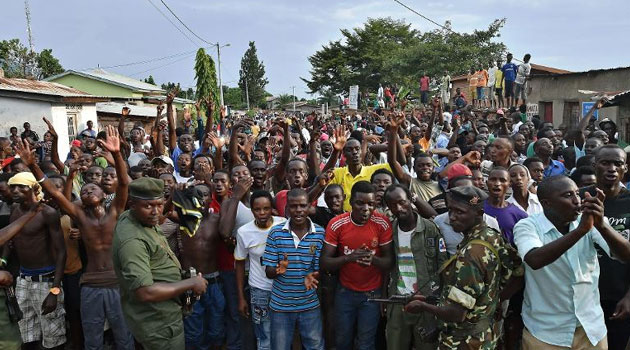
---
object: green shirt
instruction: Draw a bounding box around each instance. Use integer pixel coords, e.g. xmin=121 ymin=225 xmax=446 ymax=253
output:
xmin=112 ymin=210 xmax=183 ymax=342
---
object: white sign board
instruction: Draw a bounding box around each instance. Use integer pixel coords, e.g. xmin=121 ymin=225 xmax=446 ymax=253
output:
xmin=349 ymin=85 xmax=359 ymax=110
xmin=526 ymin=103 xmax=538 ymax=119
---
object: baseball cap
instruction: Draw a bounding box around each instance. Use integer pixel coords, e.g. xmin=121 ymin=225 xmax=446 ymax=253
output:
xmin=151 ymin=155 xmax=174 ymax=167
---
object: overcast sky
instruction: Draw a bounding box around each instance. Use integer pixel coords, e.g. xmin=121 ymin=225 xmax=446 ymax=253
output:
xmin=2 ymin=0 xmax=629 ymax=98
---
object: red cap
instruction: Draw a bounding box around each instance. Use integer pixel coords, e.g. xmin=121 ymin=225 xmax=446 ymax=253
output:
xmin=71 ymin=140 xmax=82 ymax=147
xmin=447 ymin=163 xmax=472 ymax=179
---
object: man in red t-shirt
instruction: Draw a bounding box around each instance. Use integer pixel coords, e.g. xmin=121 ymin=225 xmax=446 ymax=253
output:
xmin=321 ymin=181 xmax=393 ymax=350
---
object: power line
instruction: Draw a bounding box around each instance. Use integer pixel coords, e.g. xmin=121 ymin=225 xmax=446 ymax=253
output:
xmin=92 ymin=49 xmax=200 ymax=70
xmin=143 ymin=0 xmax=199 ymax=47
xmin=392 ymin=0 xmax=451 ymax=32
xmin=158 ymin=0 xmax=212 ymax=45
xmin=129 ymin=53 xmax=195 ymax=77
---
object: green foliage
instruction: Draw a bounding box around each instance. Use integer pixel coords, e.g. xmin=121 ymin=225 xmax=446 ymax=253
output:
xmin=239 ymin=41 xmax=269 ymax=108
xmin=223 ymin=86 xmax=247 ymax=109
xmin=194 ymin=48 xmax=219 ymax=120
xmin=144 ymin=75 xmax=156 ymax=85
xmin=0 ymin=38 xmax=64 ymax=79
xmin=302 ymin=18 xmax=506 ymax=95
xmin=275 ymin=94 xmax=295 ymax=109
xmin=160 ymin=81 xmax=194 ymax=99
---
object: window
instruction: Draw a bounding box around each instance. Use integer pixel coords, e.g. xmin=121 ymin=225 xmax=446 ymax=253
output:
xmin=67 ymin=113 xmax=78 ymax=143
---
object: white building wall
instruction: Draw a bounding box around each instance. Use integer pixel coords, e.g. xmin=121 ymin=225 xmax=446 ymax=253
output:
xmin=0 ymin=97 xmax=98 ymax=160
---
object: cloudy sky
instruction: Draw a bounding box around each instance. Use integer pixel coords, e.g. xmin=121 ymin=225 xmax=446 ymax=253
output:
xmin=2 ymin=0 xmax=628 ymax=98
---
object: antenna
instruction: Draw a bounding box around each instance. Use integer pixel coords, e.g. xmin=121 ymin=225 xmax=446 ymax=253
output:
xmin=24 ymin=0 xmax=34 ymax=52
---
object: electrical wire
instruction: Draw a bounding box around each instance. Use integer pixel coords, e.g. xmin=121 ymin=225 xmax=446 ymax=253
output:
xmin=129 ymin=53 xmax=195 ymax=77
xmin=392 ymin=0 xmax=451 ymax=32
xmin=159 ymin=0 xmax=213 ymax=45
xmin=144 ymin=0 xmax=199 ymax=47
xmin=92 ymin=49 xmax=199 ymax=70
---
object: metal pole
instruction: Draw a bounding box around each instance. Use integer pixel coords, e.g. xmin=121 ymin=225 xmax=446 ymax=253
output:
xmin=216 ymin=42 xmax=225 ymax=107
xmin=292 ymin=86 xmax=296 ymax=112
xmin=245 ymin=78 xmax=250 ymax=111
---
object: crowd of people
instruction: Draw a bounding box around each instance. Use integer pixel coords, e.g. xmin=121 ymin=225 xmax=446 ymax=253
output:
xmin=0 ymin=83 xmax=629 ymax=350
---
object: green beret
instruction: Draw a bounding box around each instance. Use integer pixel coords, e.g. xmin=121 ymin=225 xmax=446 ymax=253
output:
xmin=129 ymin=177 xmax=164 ymax=200
xmin=447 ymin=185 xmax=488 ymax=206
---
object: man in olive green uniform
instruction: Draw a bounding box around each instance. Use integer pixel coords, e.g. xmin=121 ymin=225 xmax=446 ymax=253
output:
xmin=384 ymin=184 xmax=447 ymax=350
xmin=405 ymin=186 xmax=523 ymax=350
xmin=112 ymin=177 xmax=207 ymax=350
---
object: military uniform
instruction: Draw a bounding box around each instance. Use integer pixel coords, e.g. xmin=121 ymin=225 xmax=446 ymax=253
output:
xmin=112 ymin=178 xmax=185 ymax=350
xmin=386 ymin=215 xmax=448 ymax=350
xmin=438 ymin=223 xmax=522 ymax=350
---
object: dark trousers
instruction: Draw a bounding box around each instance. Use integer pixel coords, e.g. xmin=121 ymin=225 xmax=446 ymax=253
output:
xmin=602 ymin=300 xmax=630 ymax=350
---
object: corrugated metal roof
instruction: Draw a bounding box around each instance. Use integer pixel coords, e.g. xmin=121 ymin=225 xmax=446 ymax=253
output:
xmin=96 ymin=102 xmax=159 ymax=118
xmin=0 ymin=77 xmax=96 ymax=97
xmin=45 ymin=69 xmax=165 ymax=93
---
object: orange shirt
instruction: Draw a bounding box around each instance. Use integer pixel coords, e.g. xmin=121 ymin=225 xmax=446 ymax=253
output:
xmin=61 ymin=215 xmax=82 ymax=274
xmin=476 ymin=70 xmax=488 ymax=87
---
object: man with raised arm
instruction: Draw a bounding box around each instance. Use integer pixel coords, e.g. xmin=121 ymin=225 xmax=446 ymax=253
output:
xmin=16 ymin=125 xmax=135 ymax=350
xmin=3 ymin=171 xmax=66 ymax=350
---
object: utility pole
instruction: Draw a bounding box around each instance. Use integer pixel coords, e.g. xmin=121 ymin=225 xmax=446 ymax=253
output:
xmin=292 ymin=86 xmax=296 ymax=112
xmin=215 ymin=42 xmax=230 ymax=107
xmin=245 ymin=78 xmax=250 ymax=111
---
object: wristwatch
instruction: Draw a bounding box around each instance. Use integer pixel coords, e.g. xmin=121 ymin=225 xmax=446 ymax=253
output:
xmin=49 ymin=287 xmax=61 ymax=296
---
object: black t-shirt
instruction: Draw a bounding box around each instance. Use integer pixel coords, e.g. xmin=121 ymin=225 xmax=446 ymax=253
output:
xmin=310 ymin=206 xmax=338 ymax=230
xmin=581 ymin=186 xmax=630 ymax=302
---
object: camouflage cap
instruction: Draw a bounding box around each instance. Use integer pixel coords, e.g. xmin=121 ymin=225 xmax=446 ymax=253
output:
xmin=129 ymin=177 xmax=164 ymax=200
xmin=447 ymin=185 xmax=488 ymax=206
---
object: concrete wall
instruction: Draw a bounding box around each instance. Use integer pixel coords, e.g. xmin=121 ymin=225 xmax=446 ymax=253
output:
xmin=527 ymin=68 xmax=630 ymax=128
xmin=0 ymin=97 xmax=98 ymax=159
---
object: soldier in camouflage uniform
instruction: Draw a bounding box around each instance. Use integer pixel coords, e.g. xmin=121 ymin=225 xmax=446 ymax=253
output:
xmin=405 ymin=186 xmax=524 ymax=350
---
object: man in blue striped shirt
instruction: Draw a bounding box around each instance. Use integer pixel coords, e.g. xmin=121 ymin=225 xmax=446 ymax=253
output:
xmin=262 ymin=188 xmax=325 ymax=350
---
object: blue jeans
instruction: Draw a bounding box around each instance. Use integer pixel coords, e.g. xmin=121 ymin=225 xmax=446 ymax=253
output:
xmin=80 ymin=286 xmax=134 ymax=350
xmin=270 ymin=308 xmax=324 ymax=350
xmin=221 ymin=270 xmax=258 ymax=350
xmin=250 ymin=287 xmax=271 ymax=350
xmin=183 ymin=282 xmax=225 ymax=350
xmin=334 ymin=286 xmax=381 ymax=350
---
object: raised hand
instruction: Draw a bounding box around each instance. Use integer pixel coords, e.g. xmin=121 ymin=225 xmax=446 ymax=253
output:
xmin=276 ymin=253 xmax=289 ymax=275
xmin=183 ymin=107 xmax=192 ymax=123
xmin=157 ymin=102 xmax=165 ymax=116
xmin=332 ymin=124 xmax=347 ymax=151
xmin=42 ymin=117 xmax=58 ymax=139
xmin=121 ymin=107 xmax=131 ymax=117
xmin=232 ymin=176 xmax=254 ymax=200
xmin=98 ymin=125 xmax=121 ymax=153
xmin=304 ymin=271 xmax=320 ymax=290
xmin=583 ymin=189 xmax=606 ymax=229
xmin=388 ymin=112 xmax=406 ymax=131
xmin=166 ymin=88 xmax=179 ymax=104
xmin=317 ymin=170 xmax=334 ymax=187
xmin=220 ymin=106 xmax=227 ymax=120
xmin=463 ymin=151 xmax=482 ymax=168
xmin=595 ymin=97 xmax=609 ymax=110
xmin=14 ymin=139 xmax=36 ymax=166
xmin=194 ymin=100 xmax=202 ymax=113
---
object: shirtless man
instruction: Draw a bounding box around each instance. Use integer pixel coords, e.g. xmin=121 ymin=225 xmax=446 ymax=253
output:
xmin=176 ymin=183 xmax=226 ymax=349
xmin=4 ymin=172 xmax=66 ymax=350
xmin=16 ymin=125 xmax=135 ymax=350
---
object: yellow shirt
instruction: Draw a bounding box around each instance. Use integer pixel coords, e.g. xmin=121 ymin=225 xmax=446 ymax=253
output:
xmin=495 ymin=70 xmax=505 ymax=89
xmin=331 ymin=163 xmax=392 ymax=212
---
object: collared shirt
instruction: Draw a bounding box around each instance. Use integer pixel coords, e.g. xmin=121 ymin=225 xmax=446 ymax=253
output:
xmin=543 ymin=159 xmax=566 ymax=178
xmin=513 ymin=213 xmax=611 ymax=347
xmin=331 ymin=163 xmax=391 ymax=212
xmin=261 ymin=219 xmax=325 ymax=312
xmin=112 ymin=211 xmax=183 ymax=341
xmin=506 ymin=192 xmax=543 ymax=216
xmin=433 ymin=213 xmax=501 ymax=256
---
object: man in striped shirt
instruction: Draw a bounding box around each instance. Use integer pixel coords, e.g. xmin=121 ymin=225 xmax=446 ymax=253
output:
xmin=262 ymin=188 xmax=325 ymax=350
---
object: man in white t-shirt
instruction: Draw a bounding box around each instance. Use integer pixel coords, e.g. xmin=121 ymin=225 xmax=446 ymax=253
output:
xmin=487 ymin=61 xmax=498 ymax=108
xmin=383 ymin=184 xmax=447 ymax=350
xmin=514 ymin=54 xmax=531 ymax=107
xmin=234 ymin=191 xmax=286 ymax=350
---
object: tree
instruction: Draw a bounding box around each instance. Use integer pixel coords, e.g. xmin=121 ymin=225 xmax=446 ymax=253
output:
xmin=239 ymin=41 xmax=269 ymax=108
xmin=193 ymin=48 xmax=219 ymax=119
xmin=0 ymin=39 xmax=63 ymax=79
xmin=223 ymin=86 xmax=247 ymax=109
xmin=275 ymin=94 xmax=294 ymax=109
xmin=144 ymin=75 xmax=156 ymax=85
xmin=302 ymin=18 xmax=507 ymax=95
